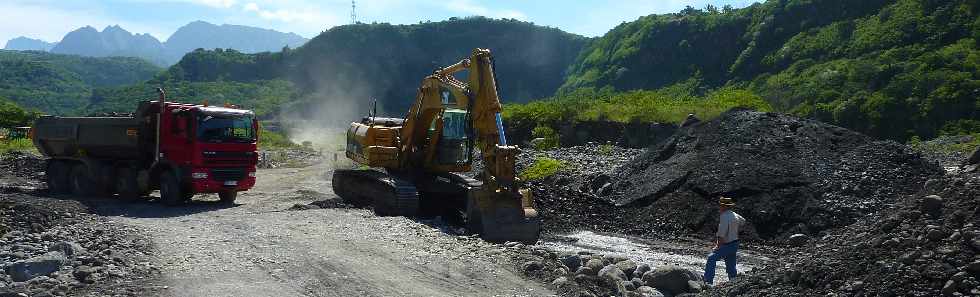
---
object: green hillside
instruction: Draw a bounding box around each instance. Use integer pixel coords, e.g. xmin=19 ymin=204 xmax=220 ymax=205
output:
xmin=0 ymin=50 xmax=161 ymax=114
xmin=555 ymin=0 xmax=979 ymax=141
xmin=112 ymin=17 xmax=589 ymax=117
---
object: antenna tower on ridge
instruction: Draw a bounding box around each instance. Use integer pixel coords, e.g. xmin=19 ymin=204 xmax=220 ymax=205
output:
xmin=351 ymin=0 xmax=357 ymax=24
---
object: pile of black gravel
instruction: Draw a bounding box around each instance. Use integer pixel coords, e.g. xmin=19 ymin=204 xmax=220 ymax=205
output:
xmin=707 ymin=167 xmax=980 ymax=296
xmin=526 ymin=109 xmax=943 ymax=241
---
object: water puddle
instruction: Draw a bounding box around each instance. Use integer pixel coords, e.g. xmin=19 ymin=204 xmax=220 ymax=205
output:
xmin=540 ymin=231 xmax=771 ymax=283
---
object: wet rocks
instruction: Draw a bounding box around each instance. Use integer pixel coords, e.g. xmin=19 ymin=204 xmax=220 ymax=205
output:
xmin=615 ymin=260 xmax=638 ymax=278
xmin=559 ymin=254 xmax=581 ymax=271
xmin=597 ymin=265 xmax=626 ymax=285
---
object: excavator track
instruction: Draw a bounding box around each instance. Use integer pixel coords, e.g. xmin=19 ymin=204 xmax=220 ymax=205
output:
xmin=332 ymin=169 xmax=419 ymax=216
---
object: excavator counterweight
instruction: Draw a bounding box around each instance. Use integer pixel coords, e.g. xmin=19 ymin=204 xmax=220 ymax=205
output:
xmin=332 ymin=48 xmax=540 ymax=243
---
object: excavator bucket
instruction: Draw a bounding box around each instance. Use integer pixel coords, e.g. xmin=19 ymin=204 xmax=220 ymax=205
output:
xmin=466 ymin=188 xmax=541 ymax=244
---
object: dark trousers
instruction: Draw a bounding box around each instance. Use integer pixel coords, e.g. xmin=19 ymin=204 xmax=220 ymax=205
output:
xmin=704 ymin=240 xmax=738 ymax=284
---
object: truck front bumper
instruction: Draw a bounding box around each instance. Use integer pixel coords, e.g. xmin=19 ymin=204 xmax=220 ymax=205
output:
xmin=190 ymin=177 xmax=256 ymax=193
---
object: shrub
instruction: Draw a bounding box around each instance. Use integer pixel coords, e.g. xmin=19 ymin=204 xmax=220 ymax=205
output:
xmin=0 ymin=139 xmax=36 ymax=154
xmin=531 ymin=126 xmax=559 ymax=150
xmin=519 ymin=158 xmax=566 ymax=181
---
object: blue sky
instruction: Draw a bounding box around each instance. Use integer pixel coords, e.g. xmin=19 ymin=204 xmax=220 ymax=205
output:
xmin=1 ymin=0 xmax=759 ymax=45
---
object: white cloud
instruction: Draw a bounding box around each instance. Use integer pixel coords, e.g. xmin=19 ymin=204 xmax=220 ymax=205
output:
xmin=240 ymin=2 xmax=330 ymax=23
xmin=191 ymin=0 xmax=237 ymax=9
xmin=445 ymin=0 xmax=527 ymax=20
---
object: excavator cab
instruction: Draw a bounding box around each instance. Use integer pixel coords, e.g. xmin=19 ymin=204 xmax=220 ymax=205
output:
xmin=433 ymin=109 xmax=471 ymax=166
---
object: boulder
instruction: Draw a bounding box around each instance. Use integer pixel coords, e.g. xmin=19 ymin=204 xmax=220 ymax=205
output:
xmin=788 ymin=234 xmax=809 ymax=247
xmin=642 ymin=266 xmax=701 ymax=295
xmin=522 ymin=261 xmax=543 ymax=273
xmin=636 ymin=286 xmax=666 ymax=297
xmin=921 ymin=195 xmax=944 ymax=217
xmin=598 ymin=264 xmax=627 ymax=285
xmin=5 ymin=252 xmax=68 ymax=282
xmin=967 ymin=146 xmax=980 ymax=165
xmin=616 ymin=260 xmax=638 ymax=278
xmin=561 ymin=254 xmax=582 ymax=271
xmin=552 ymin=276 xmax=573 ymax=288
xmin=575 ymin=266 xmax=595 ymax=276
xmin=622 ymin=280 xmax=637 ymax=291
xmin=47 ymin=242 xmax=86 ymax=258
xmin=967 ymin=261 xmax=980 ymax=273
xmin=634 ymin=264 xmax=652 ymax=278
xmin=941 ymin=280 xmax=956 ymax=296
xmin=585 ymin=259 xmax=604 ymax=272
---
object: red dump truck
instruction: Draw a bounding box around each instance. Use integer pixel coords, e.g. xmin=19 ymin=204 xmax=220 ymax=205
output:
xmin=31 ymin=89 xmax=258 ymax=205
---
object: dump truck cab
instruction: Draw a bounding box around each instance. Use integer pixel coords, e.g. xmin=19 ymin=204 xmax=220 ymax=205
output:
xmin=153 ymin=102 xmax=259 ymax=197
xmin=33 ymin=90 xmax=259 ymax=205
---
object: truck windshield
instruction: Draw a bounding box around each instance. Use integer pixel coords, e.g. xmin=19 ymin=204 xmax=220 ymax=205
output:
xmin=197 ymin=114 xmax=255 ymax=143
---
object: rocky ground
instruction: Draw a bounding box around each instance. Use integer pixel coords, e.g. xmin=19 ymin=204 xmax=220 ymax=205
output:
xmin=706 ymin=162 xmax=979 ymax=296
xmin=3 ymin=108 xmax=974 ymax=297
xmin=257 ymin=148 xmax=324 ymax=169
xmin=0 ymin=153 xmax=165 ymax=297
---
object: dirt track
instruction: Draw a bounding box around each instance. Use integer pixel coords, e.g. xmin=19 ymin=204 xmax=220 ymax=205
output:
xmin=90 ymin=164 xmax=552 ymax=297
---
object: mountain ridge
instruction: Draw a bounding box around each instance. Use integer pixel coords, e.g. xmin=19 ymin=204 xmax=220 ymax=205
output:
xmin=12 ymin=21 xmax=309 ymax=66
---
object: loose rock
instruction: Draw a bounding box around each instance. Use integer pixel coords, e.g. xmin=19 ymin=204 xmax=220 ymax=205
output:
xmin=642 ymin=266 xmax=701 ymax=295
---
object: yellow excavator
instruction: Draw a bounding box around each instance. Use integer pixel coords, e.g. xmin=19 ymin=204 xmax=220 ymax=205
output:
xmin=332 ymin=48 xmax=540 ymax=243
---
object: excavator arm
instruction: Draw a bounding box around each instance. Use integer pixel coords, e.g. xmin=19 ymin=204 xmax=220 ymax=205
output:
xmin=336 ymin=48 xmax=540 ymax=243
xmin=433 ymin=49 xmax=539 ymax=242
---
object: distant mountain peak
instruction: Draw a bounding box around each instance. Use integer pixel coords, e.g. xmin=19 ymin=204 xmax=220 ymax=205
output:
xmin=25 ymin=21 xmax=308 ymax=66
xmin=3 ymin=36 xmax=57 ymax=51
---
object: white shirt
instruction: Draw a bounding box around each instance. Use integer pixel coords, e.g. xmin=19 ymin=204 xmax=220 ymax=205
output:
xmin=717 ymin=210 xmax=745 ymax=243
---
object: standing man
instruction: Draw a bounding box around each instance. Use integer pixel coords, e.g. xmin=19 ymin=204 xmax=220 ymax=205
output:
xmin=704 ymin=196 xmax=745 ymax=285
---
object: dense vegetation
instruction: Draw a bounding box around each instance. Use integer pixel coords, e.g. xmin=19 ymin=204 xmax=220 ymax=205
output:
xmin=0 ymin=98 xmax=38 ymax=128
xmin=0 ymin=50 xmax=160 ymax=114
xmin=87 ymin=78 xmax=295 ymax=117
xmin=7 ymin=1 xmax=978 ymax=145
xmin=559 ymin=0 xmax=979 ymax=141
xmin=121 ymin=17 xmax=588 ymax=117
xmin=0 ymin=98 xmax=39 ymax=153
xmin=504 ymin=79 xmax=772 ymax=129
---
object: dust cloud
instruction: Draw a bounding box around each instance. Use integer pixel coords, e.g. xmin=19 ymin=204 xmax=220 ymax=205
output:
xmin=277 ymin=69 xmax=402 ymax=167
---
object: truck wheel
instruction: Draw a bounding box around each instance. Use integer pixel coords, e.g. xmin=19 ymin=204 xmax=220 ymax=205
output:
xmin=46 ymin=161 xmax=71 ymax=194
xmin=70 ymin=164 xmax=97 ymax=196
xmin=181 ymin=189 xmax=195 ymax=201
xmin=159 ymin=171 xmax=183 ymax=206
xmin=115 ymin=167 xmax=142 ymax=200
xmin=218 ymin=191 xmax=237 ymax=204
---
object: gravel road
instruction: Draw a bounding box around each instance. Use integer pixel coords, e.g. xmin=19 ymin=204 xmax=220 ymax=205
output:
xmin=89 ymin=164 xmax=552 ymax=297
